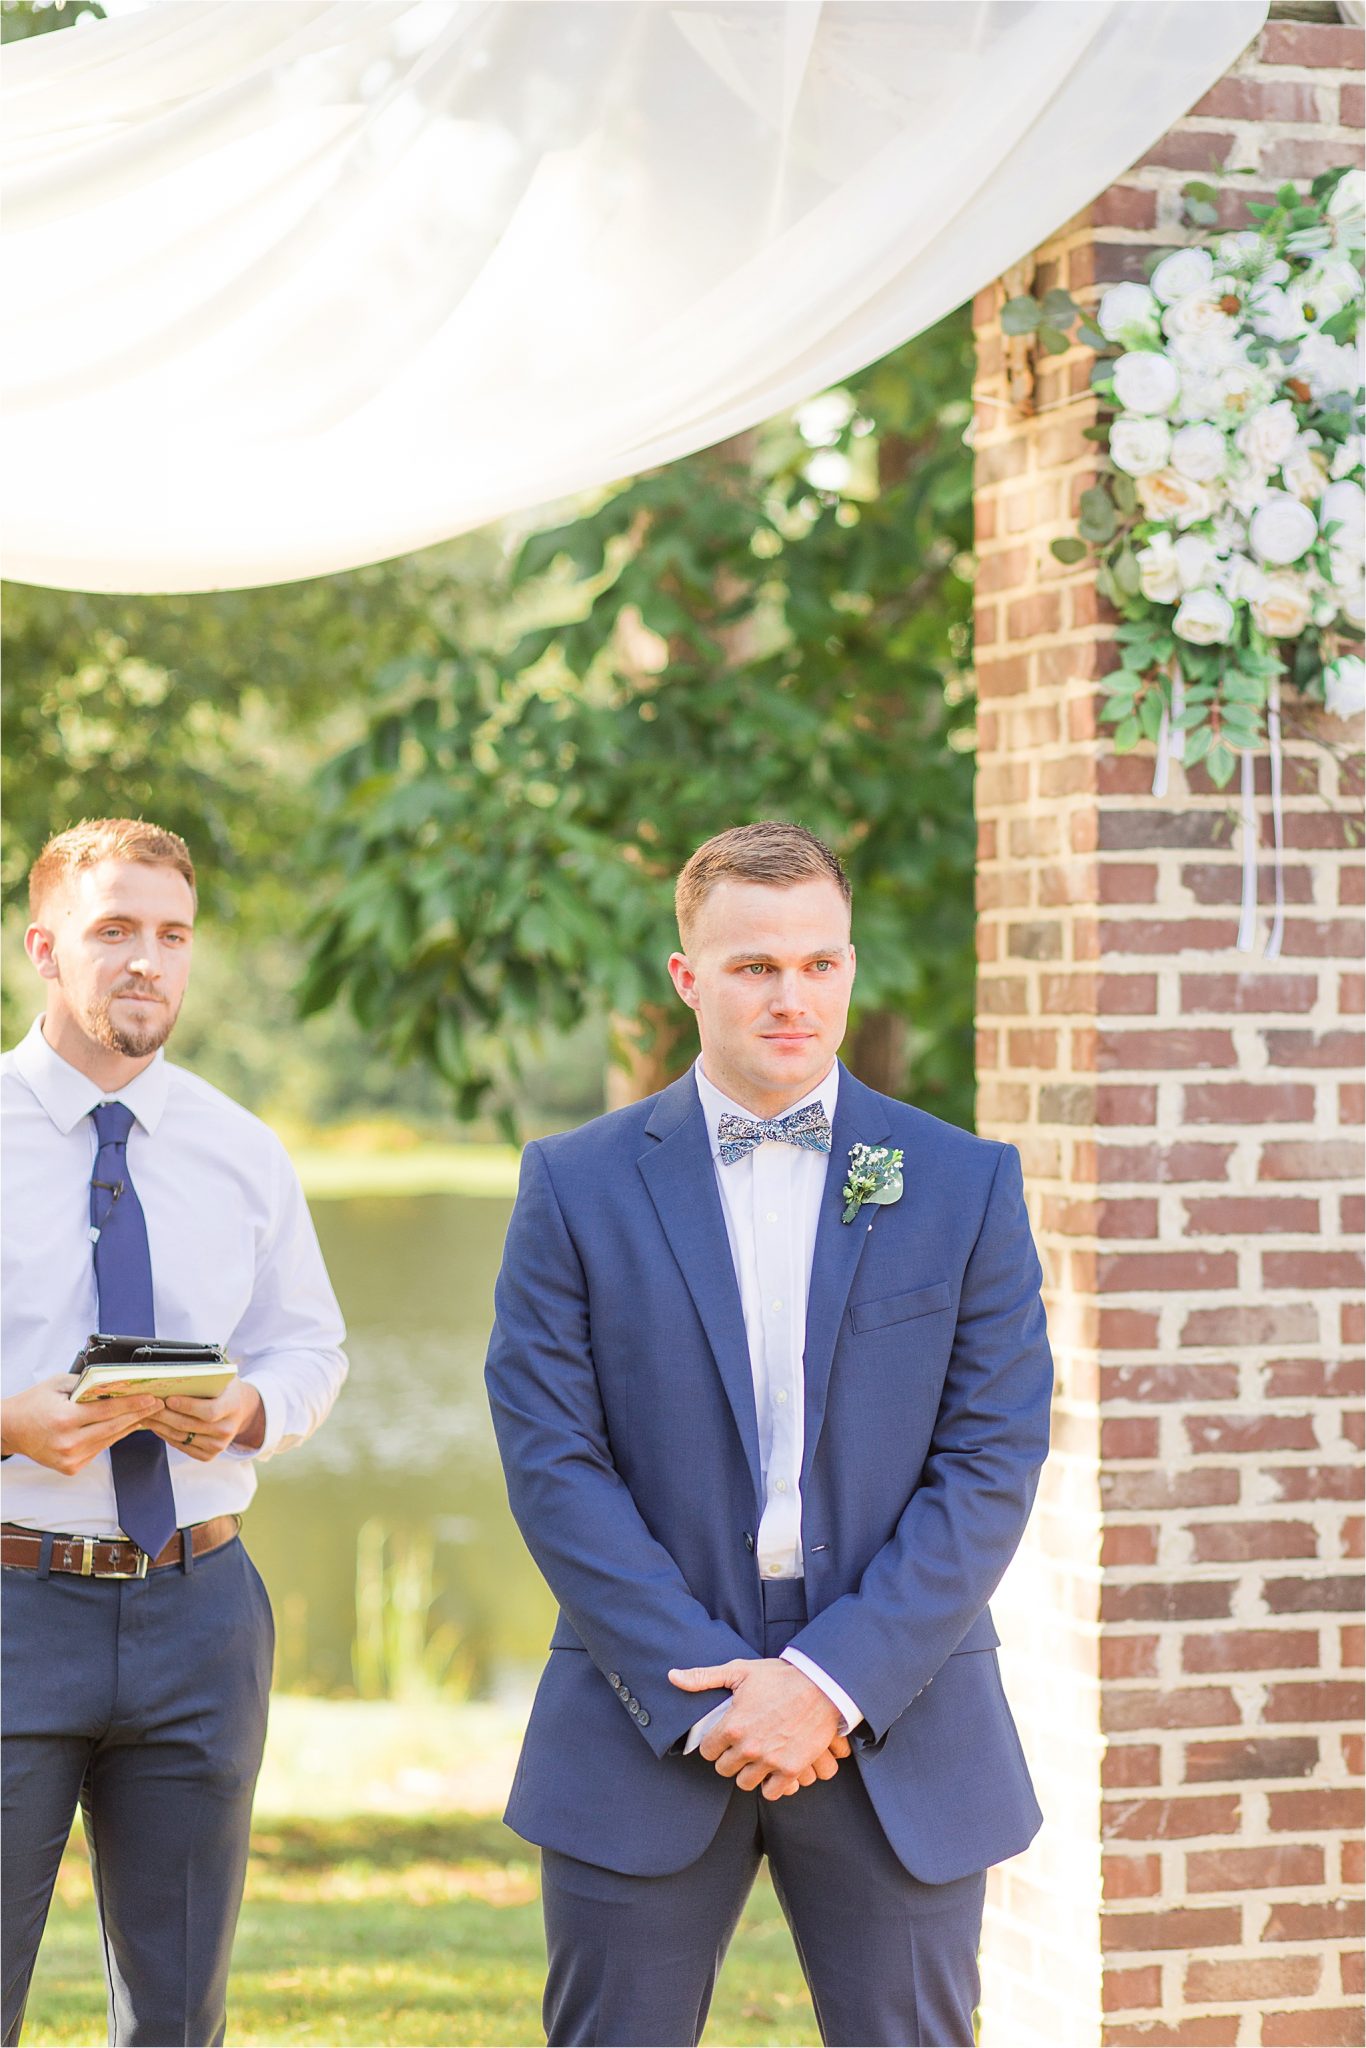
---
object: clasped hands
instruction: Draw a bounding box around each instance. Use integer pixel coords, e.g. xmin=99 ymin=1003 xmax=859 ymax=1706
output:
xmin=669 ymin=1657 xmax=850 ymax=1801
xmin=0 ymin=1372 xmax=265 ymax=1473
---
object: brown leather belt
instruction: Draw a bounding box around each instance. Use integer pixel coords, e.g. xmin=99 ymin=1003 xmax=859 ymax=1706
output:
xmin=0 ymin=1515 xmax=240 ymax=1580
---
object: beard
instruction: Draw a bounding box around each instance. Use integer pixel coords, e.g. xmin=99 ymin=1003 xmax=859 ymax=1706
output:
xmin=84 ymin=985 xmax=180 ymax=1058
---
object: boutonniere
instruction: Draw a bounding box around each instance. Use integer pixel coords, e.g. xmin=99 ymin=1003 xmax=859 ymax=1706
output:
xmin=841 ymin=1143 xmax=904 ymax=1225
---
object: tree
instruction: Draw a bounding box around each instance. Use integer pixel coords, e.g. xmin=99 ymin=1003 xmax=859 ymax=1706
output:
xmin=301 ymin=312 xmax=979 ymax=1131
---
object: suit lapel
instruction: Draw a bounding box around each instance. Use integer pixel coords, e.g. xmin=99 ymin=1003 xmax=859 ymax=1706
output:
xmin=638 ymin=1074 xmax=763 ymax=1509
xmin=801 ymin=1064 xmax=891 ymax=1485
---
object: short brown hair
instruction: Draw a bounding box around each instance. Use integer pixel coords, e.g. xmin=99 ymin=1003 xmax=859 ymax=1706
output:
xmin=28 ymin=818 xmax=197 ymax=919
xmin=675 ymin=822 xmax=850 ymax=944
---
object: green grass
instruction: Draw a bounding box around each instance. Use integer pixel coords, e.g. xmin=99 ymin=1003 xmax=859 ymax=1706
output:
xmin=24 ymin=1815 xmax=821 ymax=2047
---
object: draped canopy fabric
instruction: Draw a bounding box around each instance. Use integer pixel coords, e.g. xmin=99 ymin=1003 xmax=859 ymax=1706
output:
xmin=2 ymin=0 xmax=1267 ymax=595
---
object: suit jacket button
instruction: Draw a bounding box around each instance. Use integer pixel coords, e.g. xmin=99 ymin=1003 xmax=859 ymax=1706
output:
xmin=638 ymin=1710 xmax=650 ymax=1727
xmin=743 ymin=1532 xmax=754 ymax=1551
xmin=628 ymin=1697 xmax=640 ymax=1712
xmin=609 ymin=1673 xmax=621 ymax=1688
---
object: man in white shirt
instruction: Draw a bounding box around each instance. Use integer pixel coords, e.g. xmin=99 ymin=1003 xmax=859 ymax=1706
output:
xmin=486 ymin=820 xmax=1053 ymax=2046
xmin=1 ymin=817 xmax=347 ymax=2048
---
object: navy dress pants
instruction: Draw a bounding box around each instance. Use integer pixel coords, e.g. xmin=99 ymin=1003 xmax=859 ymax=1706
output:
xmin=540 ymin=1586 xmax=986 ymax=2048
xmin=1 ymin=1535 xmax=273 ymax=2047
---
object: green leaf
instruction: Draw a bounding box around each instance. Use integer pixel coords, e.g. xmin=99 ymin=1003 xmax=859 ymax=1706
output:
xmin=1138 ymin=689 xmax=1167 ymax=743
xmin=1050 ymin=536 xmax=1088 ymax=565
xmin=1039 ymin=288 xmax=1079 ymax=326
xmin=1111 ymin=475 xmax=1138 ymax=515
xmin=1038 ymin=327 xmax=1072 ymax=356
xmin=1113 ymin=549 xmax=1142 ymax=597
xmin=1182 ymin=724 xmax=1213 ymax=766
xmin=1182 ymin=180 xmax=1220 ymax=205
xmin=1205 ymin=741 xmax=1237 ymax=788
xmin=1078 ymin=487 xmax=1118 ymax=544
xmin=1113 ymin=716 xmax=1141 ymax=752
xmin=1000 ymin=296 xmax=1042 ymax=335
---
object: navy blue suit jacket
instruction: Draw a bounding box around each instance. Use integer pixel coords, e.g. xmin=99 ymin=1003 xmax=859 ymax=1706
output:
xmin=485 ymin=1063 xmax=1052 ymax=1882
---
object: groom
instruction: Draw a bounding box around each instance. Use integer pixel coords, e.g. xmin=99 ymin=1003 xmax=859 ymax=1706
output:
xmin=485 ymin=821 xmax=1052 ymax=2047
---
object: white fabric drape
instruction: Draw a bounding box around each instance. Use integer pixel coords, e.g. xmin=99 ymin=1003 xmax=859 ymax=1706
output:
xmin=1 ymin=0 xmax=1267 ymax=594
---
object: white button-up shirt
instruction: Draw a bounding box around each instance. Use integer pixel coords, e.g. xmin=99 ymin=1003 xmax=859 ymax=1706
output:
xmin=690 ymin=1059 xmax=862 ymax=1739
xmin=1 ymin=1017 xmax=347 ymax=1537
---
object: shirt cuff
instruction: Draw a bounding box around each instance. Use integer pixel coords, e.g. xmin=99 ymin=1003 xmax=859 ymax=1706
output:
xmin=222 ymin=1371 xmax=283 ymax=1460
xmin=683 ymin=1699 xmax=732 ymax=1755
xmin=781 ymin=1647 xmax=864 ymax=1735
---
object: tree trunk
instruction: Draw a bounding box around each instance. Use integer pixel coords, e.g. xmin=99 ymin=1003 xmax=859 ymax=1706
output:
xmin=844 ymin=1008 xmax=908 ymax=1100
xmin=606 ymin=1005 xmax=696 ymax=1108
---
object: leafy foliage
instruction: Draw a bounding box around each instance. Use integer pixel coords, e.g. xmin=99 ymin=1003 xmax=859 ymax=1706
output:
xmin=301 ymin=315 xmax=979 ymax=1132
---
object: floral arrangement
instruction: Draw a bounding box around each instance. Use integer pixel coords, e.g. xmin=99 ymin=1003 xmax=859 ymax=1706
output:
xmin=1048 ymin=168 xmax=1365 ymax=786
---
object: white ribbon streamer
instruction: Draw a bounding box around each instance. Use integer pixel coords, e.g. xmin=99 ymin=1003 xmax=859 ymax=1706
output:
xmin=1236 ymin=748 xmax=1259 ymax=955
xmin=1265 ymin=679 xmax=1286 ymax=962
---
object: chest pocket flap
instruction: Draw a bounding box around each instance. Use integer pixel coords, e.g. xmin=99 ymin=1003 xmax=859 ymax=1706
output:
xmin=849 ymin=1279 xmax=952 ymax=1334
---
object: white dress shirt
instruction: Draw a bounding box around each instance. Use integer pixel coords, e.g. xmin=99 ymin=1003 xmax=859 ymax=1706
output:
xmin=1 ymin=1017 xmax=347 ymax=1537
xmin=687 ymin=1059 xmax=862 ymax=1746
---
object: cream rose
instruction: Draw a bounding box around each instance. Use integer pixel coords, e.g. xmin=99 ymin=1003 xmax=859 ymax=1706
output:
xmin=1151 ymin=248 xmax=1215 ymax=304
xmin=1137 ymin=468 xmax=1214 ymax=529
xmin=1170 ymin=422 xmax=1227 ymax=483
xmin=1135 ymin=533 xmax=1183 ymax=604
xmin=1251 ymin=574 xmax=1314 ymax=639
xmin=1110 ymin=415 xmax=1172 ymax=477
xmin=1162 ymin=296 xmax=1237 ymax=343
xmin=1111 ymin=350 xmax=1181 ymax=416
xmin=1173 ymin=589 xmax=1235 ymax=645
xmin=1250 ymin=491 xmax=1319 ymax=566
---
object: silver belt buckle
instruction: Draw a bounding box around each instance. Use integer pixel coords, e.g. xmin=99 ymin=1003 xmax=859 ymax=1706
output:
xmin=85 ymin=1537 xmax=150 ymax=1579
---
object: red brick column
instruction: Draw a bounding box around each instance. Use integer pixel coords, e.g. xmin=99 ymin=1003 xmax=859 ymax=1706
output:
xmin=971 ymin=17 xmax=1364 ymax=2047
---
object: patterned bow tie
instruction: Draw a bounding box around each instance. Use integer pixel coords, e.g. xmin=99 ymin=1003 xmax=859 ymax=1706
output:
xmin=716 ymin=1102 xmax=832 ymax=1165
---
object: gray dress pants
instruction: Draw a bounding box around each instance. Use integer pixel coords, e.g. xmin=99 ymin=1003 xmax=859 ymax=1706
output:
xmin=1 ymin=1535 xmax=273 ymax=2047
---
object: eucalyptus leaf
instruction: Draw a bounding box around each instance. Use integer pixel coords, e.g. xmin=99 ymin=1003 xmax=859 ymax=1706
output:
xmin=1000 ymin=296 xmax=1042 ymax=335
xmin=1050 ymin=536 xmax=1088 ymax=565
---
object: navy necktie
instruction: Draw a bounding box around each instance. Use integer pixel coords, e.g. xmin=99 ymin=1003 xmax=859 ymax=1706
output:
xmin=90 ymin=1102 xmax=177 ymax=1558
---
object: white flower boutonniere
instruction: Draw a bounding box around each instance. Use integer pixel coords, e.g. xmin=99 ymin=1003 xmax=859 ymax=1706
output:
xmin=841 ymin=1144 xmax=904 ymax=1226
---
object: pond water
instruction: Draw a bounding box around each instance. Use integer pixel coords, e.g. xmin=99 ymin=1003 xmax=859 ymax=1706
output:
xmin=243 ymin=1189 xmax=557 ymax=1703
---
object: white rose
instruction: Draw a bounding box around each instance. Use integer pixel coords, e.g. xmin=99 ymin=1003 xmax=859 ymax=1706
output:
xmin=1173 ymin=589 xmax=1235 ymax=644
xmin=1250 ymin=490 xmax=1319 ymax=566
xmin=1251 ymin=573 xmax=1314 ymax=639
xmin=1319 ymin=479 xmax=1365 ymax=546
xmin=1212 ymin=509 xmax=1249 ymax=555
xmin=1111 ymin=351 xmax=1181 ymax=416
xmin=1170 ymin=422 xmax=1227 ymax=482
xmin=1237 ymin=400 xmax=1300 ymax=470
xmin=1152 ymin=247 xmax=1215 ymax=304
xmin=1281 ymin=433 xmax=1329 ymax=504
xmin=1218 ymin=553 xmax=1266 ymax=603
xmin=1135 ymin=533 xmax=1183 ymax=604
xmin=1097 ymin=283 xmax=1161 ymax=345
xmin=1331 ymin=434 xmax=1364 ymax=481
xmin=1110 ymin=415 xmax=1172 ymax=476
xmin=1162 ymin=296 xmax=1237 ymax=342
xmin=1324 ymin=653 xmax=1366 ymax=719
xmin=1137 ymin=468 xmax=1215 ymax=529
xmin=1174 ymin=533 xmax=1221 ymax=591
xmin=1174 ymin=373 xmax=1226 ymax=425
xmin=1341 ymin=582 xmax=1366 ymax=630
xmin=1329 ymin=543 xmax=1366 ymax=613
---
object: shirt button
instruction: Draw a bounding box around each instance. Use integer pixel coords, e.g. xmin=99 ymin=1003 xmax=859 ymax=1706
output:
xmin=774 ymin=1479 xmax=788 ymax=1494
xmin=776 ymin=1390 xmax=788 ymax=1405
xmin=766 ymin=1212 xmax=778 ymax=1223
xmin=770 ymin=1299 xmax=783 ymax=1312
xmin=766 ymin=1563 xmax=783 ymax=1577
